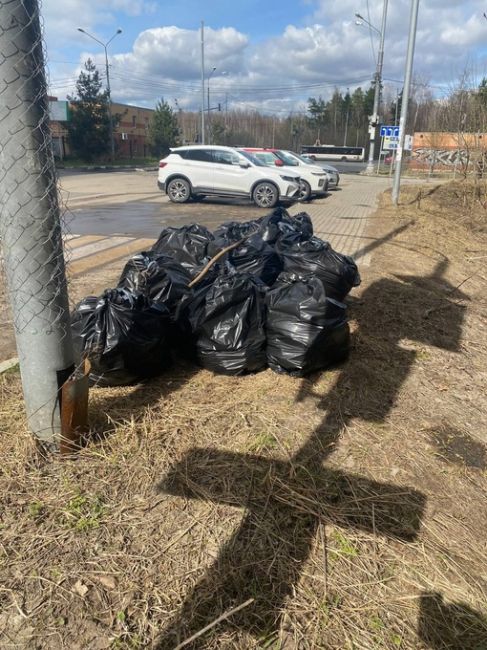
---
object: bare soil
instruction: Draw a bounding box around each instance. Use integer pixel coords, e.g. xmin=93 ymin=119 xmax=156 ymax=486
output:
xmin=0 ymin=180 xmax=486 ymax=649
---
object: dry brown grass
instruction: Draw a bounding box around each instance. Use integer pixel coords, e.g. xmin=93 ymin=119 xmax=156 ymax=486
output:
xmin=1 ymin=180 xmax=487 ymax=649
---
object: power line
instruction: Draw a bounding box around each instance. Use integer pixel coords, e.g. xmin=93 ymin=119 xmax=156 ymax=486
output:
xmin=107 ymin=64 xmax=373 ymax=93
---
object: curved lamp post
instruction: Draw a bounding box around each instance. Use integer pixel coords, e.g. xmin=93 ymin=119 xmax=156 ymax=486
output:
xmin=355 ymin=3 xmax=388 ymax=173
xmin=77 ymin=27 xmax=122 ymax=161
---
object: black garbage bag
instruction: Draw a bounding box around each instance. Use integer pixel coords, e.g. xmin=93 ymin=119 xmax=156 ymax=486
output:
xmin=212 ymin=220 xmax=261 ymax=245
xmin=257 ymin=207 xmax=313 ymax=244
xmin=117 ymin=251 xmax=191 ymax=316
xmin=173 ymin=266 xmax=221 ymax=360
xmin=266 ymin=273 xmax=350 ymax=377
xmin=278 ymin=236 xmax=361 ymax=301
xmin=192 ymin=267 xmax=268 ymax=375
xmin=151 ymin=224 xmax=214 ymax=276
xmin=71 ymin=288 xmax=172 ymax=386
xmin=209 ymin=232 xmax=281 ymax=286
xmin=227 ymin=234 xmax=281 ymax=286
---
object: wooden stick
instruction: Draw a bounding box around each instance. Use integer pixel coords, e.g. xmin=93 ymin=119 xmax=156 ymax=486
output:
xmin=188 ymin=237 xmax=246 ymax=288
xmin=173 ymin=598 xmax=254 ymax=649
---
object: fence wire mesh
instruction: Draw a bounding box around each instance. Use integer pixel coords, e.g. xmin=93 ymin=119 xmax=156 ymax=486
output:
xmin=0 ymin=0 xmax=68 ymax=333
xmin=0 ymin=0 xmax=74 ymax=446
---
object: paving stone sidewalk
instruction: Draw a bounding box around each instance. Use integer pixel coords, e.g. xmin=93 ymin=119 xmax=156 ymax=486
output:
xmin=294 ymin=175 xmax=391 ymax=267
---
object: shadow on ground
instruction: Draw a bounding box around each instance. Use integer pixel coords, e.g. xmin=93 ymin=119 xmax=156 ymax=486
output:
xmin=154 ymin=237 xmax=468 ymax=646
xmin=418 ymin=591 xmax=487 ymax=649
xmin=85 ymin=363 xmax=199 ymax=445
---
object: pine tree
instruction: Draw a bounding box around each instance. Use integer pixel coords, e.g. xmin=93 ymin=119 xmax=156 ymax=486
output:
xmin=307 ymin=96 xmax=328 ymax=142
xmin=67 ymin=59 xmax=111 ymax=161
xmin=148 ymin=99 xmax=180 ymax=156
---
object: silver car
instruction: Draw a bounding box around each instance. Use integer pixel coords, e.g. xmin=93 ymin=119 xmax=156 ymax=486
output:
xmin=286 ymin=151 xmax=340 ymax=188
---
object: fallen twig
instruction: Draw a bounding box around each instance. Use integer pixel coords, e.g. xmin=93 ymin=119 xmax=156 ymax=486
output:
xmin=173 ymin=597 xmax=254 ymax=649
xmin=188 ymin=238 xmax=246 ymax=288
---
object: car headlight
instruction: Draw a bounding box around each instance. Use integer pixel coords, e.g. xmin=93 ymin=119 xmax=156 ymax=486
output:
xmin=311 ymin=172 xmax=325 ymax=176
xmin=280 ymin=175 xmax=299 ymax=183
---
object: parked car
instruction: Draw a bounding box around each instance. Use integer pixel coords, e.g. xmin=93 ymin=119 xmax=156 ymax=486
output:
xmin=319 ymin=162 xmax=340 ymax=188
xmin=287 ymin=152 xmax=340 ymax=188
xmin=275 ymin=149 xmax=340 ymax=189
xmin=157 ymin=145 xmax=301 ymax=208
xmin=240 ymin=148 xmax=329 ymax=201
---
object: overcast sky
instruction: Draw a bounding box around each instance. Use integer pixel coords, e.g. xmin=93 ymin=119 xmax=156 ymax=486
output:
xmin=44 ymin=0 xmax=487 ymax=113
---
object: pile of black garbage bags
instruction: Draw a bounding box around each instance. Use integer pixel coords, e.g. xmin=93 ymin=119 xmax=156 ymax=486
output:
xmin=71 ymin=208 xmax=360 ymax=386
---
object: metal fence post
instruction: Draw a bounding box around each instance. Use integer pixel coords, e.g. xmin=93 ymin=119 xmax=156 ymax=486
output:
xmin=0 ymin=0 xmax=75 ymax=452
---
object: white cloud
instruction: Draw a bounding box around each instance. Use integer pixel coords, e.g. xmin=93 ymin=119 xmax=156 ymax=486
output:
xmin=117 ymin=25 xmax=249 ymax=79
xmin=45 ymin=0 xmax=487 ymax=113
xmin=42 ymin=0 xmax=154 ymax=48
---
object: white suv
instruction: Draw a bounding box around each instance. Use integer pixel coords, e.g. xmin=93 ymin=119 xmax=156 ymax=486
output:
xmin=157 ymin=145 xmax=301 ymax=208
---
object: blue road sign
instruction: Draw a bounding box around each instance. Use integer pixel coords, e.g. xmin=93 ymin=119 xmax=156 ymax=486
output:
xmin=380 ymin=125 xmax=400 ymax=137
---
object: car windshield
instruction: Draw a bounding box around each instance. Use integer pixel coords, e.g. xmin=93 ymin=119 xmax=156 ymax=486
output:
xmin=276 ymin=151 xmax=299 ymax=166
xmin=291 ymin=152 xmax=315 ymax=164
xmin=239 ymin=150 xmax=266 ymax=167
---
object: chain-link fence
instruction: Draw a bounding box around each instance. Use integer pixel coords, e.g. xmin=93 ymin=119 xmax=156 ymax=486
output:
xmin=0 ymin=0 xmax=75 ymax=451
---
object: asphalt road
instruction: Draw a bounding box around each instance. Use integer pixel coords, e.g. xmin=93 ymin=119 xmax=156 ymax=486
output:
xmin=62 ymin=164 xmax=363 ymax=240
xmin=315 ymin=161 xmax=368 ymax=174
xmin=68 ymin=196 xmax=287 ymax=239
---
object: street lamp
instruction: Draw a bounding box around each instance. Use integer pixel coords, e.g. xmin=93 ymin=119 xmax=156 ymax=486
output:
xmin=355 ymin=13 xmax=381 ymax=37
xmin=355 ymin=2 xmax=388 ymax=173
xmin=78 ymin=27 xmax=122 ymax=161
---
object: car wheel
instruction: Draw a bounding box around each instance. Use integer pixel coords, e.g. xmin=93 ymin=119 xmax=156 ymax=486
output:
xmin=341 ymin=156 xmax=347 ymax=161
xmin=298 ymin=180 xmax=312 ymax=202
xmin=167 ymin=177 xmax=191 ymax=203
xmin=253 ymin=182 xmax=278 ymax=208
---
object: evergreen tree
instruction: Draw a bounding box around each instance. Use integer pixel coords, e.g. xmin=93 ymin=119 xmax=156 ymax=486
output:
xmin=307 ymin=96 xmax=328 ymax=141
xmin=329 ymin=88 xmax=343 ymax=140
xmin=477 ymin=78 xmax=487 ymax=108
xmin=67 ymin=59 xmax=111 ymax=161
xmin=390 ymin=90 xmax=403 ymax=124
xmin=211 ymin=120 xmax=227 ymax=145
xmin=364 ymin=85 xmax=376 ymax=116
xmin=148 ymin=99 xmax=180 ymax=156
xmin=342 ymin=89 xmax=352 ymax=144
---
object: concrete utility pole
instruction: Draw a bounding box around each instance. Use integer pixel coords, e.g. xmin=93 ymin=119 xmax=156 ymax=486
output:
xmin=207 ymin=66 xmax=216 ymax=144
xmin=78 ymin=27 xmax=122 ymax=162
xmin=343 ymin=87 xmax=350 ymax=146
xmin=0 ymin=0 xmax=75 ymax=451
xmin=392 ymin=0 xmax=420 ymax=205
xmin=356 ymin=0 xmax=388 ymax=173
xmin=200 ymin=20 xmax=205 ymax=144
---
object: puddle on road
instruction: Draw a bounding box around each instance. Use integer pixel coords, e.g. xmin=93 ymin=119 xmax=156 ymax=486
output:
xmin=68 ymin=200 xmax=266 ymax=238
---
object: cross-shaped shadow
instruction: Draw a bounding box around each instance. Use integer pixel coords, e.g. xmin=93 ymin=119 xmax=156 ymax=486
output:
xmin=156 ymin=257 xmax=467 ymax=648
xmin=418 ymin=591 xmax=487 ymax=649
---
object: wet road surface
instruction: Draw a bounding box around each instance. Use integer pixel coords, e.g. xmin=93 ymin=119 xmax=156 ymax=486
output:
xmin=68 ymin=197 xmax=305 ymax=239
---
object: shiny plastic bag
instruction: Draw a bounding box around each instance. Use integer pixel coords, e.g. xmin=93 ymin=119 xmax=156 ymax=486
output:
xmin=257 ymin=207 xmax=313 ymax=244
xmin=71 ymin=288 xmax=172 ymax=386
xmin=278 ymin=236 xmax=361 ymax=301
xmin=210 ymin=233 xmax=281 ymax=286
xmin=151 ymin=224 xmax=214 ymax=276
xmin=211 ymin=220 xmax=261 ymax=244
xmin=193 ymin=267 xmax=267 ymax=375
xmin=118 ymin=251 xmax=191 ymax=316
xmin=266 ymin=273 xmax=350 ymax=376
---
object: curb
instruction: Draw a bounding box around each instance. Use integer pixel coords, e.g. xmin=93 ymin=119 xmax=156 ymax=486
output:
xmin=58 ymin=165 xmax=157 ymax=173
xmin=0 ymin=357 xmax=19 ymax=374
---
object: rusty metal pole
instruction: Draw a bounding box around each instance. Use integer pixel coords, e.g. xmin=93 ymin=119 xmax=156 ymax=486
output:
xmin=0 ymin=0 xmax=77 ymax=452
